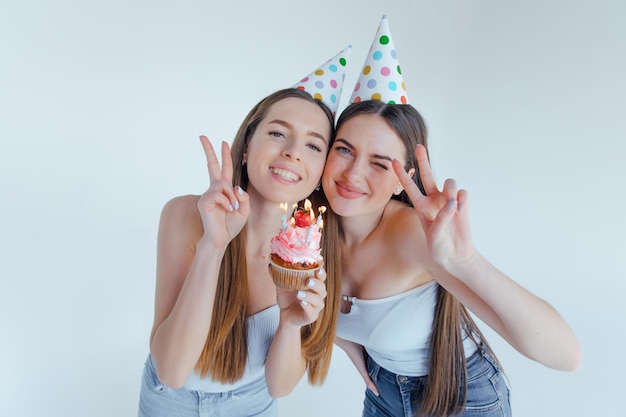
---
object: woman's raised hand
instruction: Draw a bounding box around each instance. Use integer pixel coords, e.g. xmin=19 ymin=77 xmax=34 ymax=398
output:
xmin=198 ymin=135 xmax=250 ymax=248
xmin=392 ymin=144 xmax=475 ymax=269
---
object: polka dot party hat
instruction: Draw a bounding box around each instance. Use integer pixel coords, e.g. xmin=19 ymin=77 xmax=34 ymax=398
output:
xmin=350 ymin=15 xmax=408 ymax=104
xmin=292 ymin=45 xmax=352 ymax=115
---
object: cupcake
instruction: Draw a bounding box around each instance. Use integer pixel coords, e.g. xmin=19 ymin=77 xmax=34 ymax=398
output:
xmin=269 ymin=199 xmax=325 ymax=290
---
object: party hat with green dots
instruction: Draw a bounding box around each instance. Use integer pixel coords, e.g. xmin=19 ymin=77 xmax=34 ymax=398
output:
xmin=350 ymin=15 xmax=408 ymax=104
xmin=292 ymin=45 xmax=352 ymax=115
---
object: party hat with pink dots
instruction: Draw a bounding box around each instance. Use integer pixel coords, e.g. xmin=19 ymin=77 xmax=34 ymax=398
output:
xmin=292 ymin=45 xmax=352 ymax=115
xmin=350 ymin=15 xmax=408 ymax=104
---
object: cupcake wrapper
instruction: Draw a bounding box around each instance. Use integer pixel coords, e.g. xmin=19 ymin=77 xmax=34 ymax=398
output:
xmin=270 ymin=259 xmax=323 ymax=291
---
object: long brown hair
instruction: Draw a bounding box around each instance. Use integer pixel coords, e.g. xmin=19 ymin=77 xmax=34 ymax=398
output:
xmin=194 ymin=88 xmax=341 ymax=384
xmin=336 ymin=101 xmax=500 ymax=416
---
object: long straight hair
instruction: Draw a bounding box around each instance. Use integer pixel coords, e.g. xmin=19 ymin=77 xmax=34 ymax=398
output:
xmin=194 ymin=88 xmax=340 ymax=384
xmin=336 ymin=101 xmax=501 ymax=416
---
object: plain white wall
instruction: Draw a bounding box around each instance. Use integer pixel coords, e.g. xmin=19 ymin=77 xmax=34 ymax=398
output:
xmin=1 ymin=1 xmax=624 ymax=416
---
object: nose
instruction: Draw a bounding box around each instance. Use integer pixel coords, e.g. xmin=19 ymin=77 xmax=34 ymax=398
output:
xmin=281 ymin=141 xmax=302 ymax=161
xmin=343 ymin=158 xmax=365 ymax=181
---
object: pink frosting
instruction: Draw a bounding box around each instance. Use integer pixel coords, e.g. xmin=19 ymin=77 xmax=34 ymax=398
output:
xmin=270 ymin=225 xmax=323 ymax=265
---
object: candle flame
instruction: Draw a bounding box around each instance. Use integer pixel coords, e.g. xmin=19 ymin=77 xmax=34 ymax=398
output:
xmin=304 ymin=199 xmax=312 ymax=211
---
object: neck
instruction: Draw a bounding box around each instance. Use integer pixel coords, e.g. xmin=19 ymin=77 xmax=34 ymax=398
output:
xmin=246 ymin=191 xmax=296 ymax=251
xmin=339 ymin=206 xmax=387 ymax=248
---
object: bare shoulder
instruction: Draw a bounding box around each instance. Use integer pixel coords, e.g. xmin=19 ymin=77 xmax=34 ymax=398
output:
xmin=384 ymin=201 xmax=424 ymax=240
xmin=161 ymin=194 xmax=201 ymax=219
xmin=158 ymin=195 xmax=203 ymax=249
xmin=382 ymin=200 xmax=429 ymax=261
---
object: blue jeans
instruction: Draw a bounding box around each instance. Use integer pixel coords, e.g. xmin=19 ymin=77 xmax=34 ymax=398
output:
xmin=138 ymin=355 xmax=277 ymax=417
xmin=363 ymin=347 xmax=511 ymax=417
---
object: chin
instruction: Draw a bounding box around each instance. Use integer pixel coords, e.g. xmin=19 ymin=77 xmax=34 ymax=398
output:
xmin=326 ymin=199 xmax=355 ymax=217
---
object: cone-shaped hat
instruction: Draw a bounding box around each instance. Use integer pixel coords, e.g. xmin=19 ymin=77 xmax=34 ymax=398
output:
xmin=350 ymin=16 xmax=408 ymax=104
xmin=292 ymin=45 xmax=352 ymax=115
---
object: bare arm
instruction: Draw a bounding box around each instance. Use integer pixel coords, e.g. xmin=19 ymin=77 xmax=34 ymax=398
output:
xmin=149 ymin=137 xmax=250 ymax=388
xmin=149 ymin=198 xmax=224 ymax=388
xmin=393 ymin=145 xmax=581 ymax=371
xmin=265 ymin=269 xmax=328 ymax=397
xmin=334 ymin=336 xmax=379 ymax=396
xmin=435 ymin=252 xmax=580 ymax=370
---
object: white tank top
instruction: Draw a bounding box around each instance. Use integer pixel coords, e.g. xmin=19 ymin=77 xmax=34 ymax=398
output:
xmin=337 ymin=281 xmax=477 ymax=376
xmin=183 ymin=304 xmax=279 ymax=392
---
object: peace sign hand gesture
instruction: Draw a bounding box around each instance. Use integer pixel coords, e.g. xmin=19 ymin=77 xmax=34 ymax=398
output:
xmin=392 ymin=144 xmax=476 ymax=271
xmin=198 ymin=135 xmax=250 ymax=249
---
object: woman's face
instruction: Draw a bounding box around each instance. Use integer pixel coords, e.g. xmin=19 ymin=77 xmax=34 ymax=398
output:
xmin=245 ymin=97 xmax=331 ymax=204
xmin=322 ymin=113 xmax=407 ymax=218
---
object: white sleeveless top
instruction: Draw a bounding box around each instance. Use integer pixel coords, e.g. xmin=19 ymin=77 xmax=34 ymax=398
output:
xmin=337 ymin=281 xmax=477 ymax=377
xmin=183 ymin=304 xmax=279 ymax=392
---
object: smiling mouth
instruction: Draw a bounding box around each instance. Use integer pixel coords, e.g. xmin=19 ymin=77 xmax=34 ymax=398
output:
xmin=270 ymin=167 xmax=301 ymax=182
xmin=336 ymin=181 xmax=366 ymax=198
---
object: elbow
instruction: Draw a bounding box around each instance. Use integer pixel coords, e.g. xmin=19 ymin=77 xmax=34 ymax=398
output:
xmin=267 ymin=384 xmax=294 ymax=398
xmin=266 ymin=376 xmax=297 ymax=398
xmin=156 ymin=369 xmax=187 ymax=390
xmin=558 ymin=357 xmax=582 ymax=372
xmin=152 ymin=360 xmax=188 ymax=389
xmin=158 ymin=375 xmax=186 ymax=390
xmin=546 ymin=340 xmax=582 ymax=372
xmin=567 ymin=360 xmax=582 ymax=372
xmin=268 ymin=387 xmax=293 ymax=398
xmin=563 ymin=343 xmax=582 ymax=372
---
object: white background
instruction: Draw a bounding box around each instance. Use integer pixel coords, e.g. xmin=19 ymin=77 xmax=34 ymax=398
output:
xmin=1 ymin=1 xmax=624 ymax=416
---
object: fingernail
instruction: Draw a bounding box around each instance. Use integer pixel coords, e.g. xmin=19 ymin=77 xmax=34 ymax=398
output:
xmin=237 ymin=186 xmax=244 ymax=196
xmin=307 ymin=279 xmax=316 ymax=287
xmin=297 ymin=290 xmax=306 ymax=299
xmin=234 ymin=200 xmax=240 ymax=210
xmin=318 ymin=267 xmax=326 ymax=277
xmin=301 ymin=300 xmax=309 ymax=306
xmin=228 ymin=204 xmax=234 ymax=212
xmin=447 ymin=199 xmax=457 ymax=210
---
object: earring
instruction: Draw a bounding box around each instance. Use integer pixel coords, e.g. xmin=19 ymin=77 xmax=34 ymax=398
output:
xmin=315 ymin=183 xmax=321 ymax=191
xmin=394 ymin=185 xmax=402 ymax=195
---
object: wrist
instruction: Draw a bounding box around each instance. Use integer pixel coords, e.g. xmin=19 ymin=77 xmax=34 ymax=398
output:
xmin=278 ymin=310 xmax=306 ymax=331
xmin=276 ymin=319 xmax=304 ymax=349
xmin=445 ymin=250 xmax=486 ymax=283
xmin=196 ymin=236 xmax=228 ymax=256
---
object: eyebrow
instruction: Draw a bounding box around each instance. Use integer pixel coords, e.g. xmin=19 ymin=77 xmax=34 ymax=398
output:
xmin=334 ymin=138 xmax=393 ymax=162
xmin=267 ymin=119 xmax=328 ymax=144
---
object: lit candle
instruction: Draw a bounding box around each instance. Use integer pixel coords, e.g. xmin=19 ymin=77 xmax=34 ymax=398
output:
xmin=280 ymin=202 xmax=288 ymax=232
xmin=316 ymin=206 xmax=326 ymax=227
xmin=305 ymin=203 xmax=326 ymax=243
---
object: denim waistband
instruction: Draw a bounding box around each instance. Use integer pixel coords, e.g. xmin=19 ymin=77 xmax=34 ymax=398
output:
xmin=367 ymin=344 xmax=488 ymax=386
